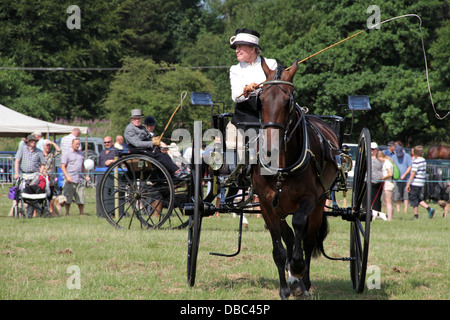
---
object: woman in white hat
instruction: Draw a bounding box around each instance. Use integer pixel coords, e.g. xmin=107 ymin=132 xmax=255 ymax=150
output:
xmin=229 ymin=28 xmax=278 ymax=127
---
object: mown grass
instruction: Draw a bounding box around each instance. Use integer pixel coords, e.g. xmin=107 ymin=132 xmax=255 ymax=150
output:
xmin=0 ymin=186 xmax=448 ymax=300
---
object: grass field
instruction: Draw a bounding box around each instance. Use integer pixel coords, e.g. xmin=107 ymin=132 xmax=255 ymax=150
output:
xmin=0 ymin=186 xmax=448 ymax=300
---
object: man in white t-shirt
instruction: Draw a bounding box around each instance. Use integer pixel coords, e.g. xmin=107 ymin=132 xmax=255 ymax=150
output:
xmin=60 ymin=128 xmax=81 ymax=154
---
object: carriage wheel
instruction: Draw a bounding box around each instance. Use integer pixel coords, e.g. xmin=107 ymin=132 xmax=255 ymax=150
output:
xmin=159 ymin=179 xmax=190 ymax=230
xmin=350 ymin=128 xmax=372 ymax=293
xmin=187 ymin=157 xmax=203 ymax=286
xmin=187 ymin=123 xmax=204 ymax=287
xmin=99 ymin=154 xmax=175 ymax=230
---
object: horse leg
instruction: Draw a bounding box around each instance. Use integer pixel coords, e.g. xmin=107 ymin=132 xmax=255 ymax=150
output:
xmin=288 ymin=200 xmax=316 ymax=297
xmin=263 ymin=210 xmax=292 ymax=300
xmin=302 ymin=201 xmax=329 ymax=293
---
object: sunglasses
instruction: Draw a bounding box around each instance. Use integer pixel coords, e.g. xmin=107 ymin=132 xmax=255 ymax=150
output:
xmin=104 ymin=141 xmax=112 ymax=144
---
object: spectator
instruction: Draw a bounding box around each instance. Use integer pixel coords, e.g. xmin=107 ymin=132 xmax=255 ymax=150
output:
xmin=392 ymin=144 xmax=412 ymax=214
xmin=124 ymin=109 xmax=186 ymax=179
xmin=406 ymin=146 xmax=435 ymax=219
xmin=14 ymin=135 xmax=45 ymax=180
xmin=98 ymin=136 xmax=120 ymax=167
xmin=167 ymin=142 xmax=183 ymax=169
xmin=42 ymin=139 xmax=62 ymax=196
xmin=377 ymin=151 xmax=394 ymax=220
xmin=384 ymin=141 xmax=396 ymax=157
xmin=114 ymin=135 xmax=127 ymax=150
xmin=18 ymin=131 xmax=44 ymax=151
xmin=14 ymin=135 xmax=46 ymax=218
xmin=61 ymin=138 xmax=90 ymax=215
xmin=33 ymin=131 xmax=45 ymax=151
xmin=61 ymin=128 xmax=81 ymax=154
xmin=370 ymin=142 xmax=384 ymax=215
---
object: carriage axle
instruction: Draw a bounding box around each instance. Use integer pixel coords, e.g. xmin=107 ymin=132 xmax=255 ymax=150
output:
xmin=184 ymin=202 xmax=260 ymax=217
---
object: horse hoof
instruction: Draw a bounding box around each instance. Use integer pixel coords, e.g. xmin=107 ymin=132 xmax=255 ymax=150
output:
xmin=289 ymin=277 xmax=310 ymax=300
xmin=294 ymin=290 xmax=310 ymax=300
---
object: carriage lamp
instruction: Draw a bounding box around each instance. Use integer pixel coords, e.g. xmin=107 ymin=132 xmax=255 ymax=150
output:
xmin=340 ymin=153 xmax=353 ymax=173
xmin=248 ymin=147 xmax=257 ymax=164
xmin=208 ymin=151 xmax=223 ymax=171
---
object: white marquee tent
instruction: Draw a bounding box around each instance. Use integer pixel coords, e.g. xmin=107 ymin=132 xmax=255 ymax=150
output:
xmin=0 ymin=104 xmax=88 ymax=138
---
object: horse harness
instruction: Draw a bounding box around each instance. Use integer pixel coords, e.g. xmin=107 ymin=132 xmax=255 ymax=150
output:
xmin=257 ymin=72 xmax=339 ymax=213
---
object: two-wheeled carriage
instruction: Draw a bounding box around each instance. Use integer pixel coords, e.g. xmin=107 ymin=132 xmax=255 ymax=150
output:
xmin=185 ymin=62 xmax=374 ymax=298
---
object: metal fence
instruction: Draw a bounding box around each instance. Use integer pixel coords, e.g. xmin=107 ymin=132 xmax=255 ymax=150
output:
xmin=0 ymin=155 xmax=15 ymax=184
xmin=425 ymin=162 xmax=450 ymax=201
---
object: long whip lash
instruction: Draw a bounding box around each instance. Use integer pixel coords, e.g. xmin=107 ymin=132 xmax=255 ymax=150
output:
xmin=243 ymin=14 xmax=449 ymax=120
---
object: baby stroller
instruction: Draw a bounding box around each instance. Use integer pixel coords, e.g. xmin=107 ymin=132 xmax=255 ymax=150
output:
xmin=11 ymin=174 xmax=50 ymax=218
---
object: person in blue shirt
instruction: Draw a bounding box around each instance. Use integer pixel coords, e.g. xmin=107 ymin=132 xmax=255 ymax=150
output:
xmin=384 ymin=141 xmax=396 ymax=157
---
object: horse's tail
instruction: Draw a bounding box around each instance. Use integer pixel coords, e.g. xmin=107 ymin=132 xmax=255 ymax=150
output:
xmin=312 ymin=216 xmax=329 ymax=258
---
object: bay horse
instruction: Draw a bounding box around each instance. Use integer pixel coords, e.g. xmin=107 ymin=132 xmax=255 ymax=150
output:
xmin=427 ymin=145 xmax=450 ymax=160
xmin=253 ymin=59 xmax=340 ymax=299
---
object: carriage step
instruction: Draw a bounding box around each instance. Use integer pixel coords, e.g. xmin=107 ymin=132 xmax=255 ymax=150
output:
xmin=321 ymin=243 xmax=356 ymax=261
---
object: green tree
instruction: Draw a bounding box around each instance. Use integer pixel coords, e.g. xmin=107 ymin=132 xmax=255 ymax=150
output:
xmin=0 ymin=1 xmax=124 ymax=120
xmin=0 ymin=56 xmax=58 ymax=119
xmin=103 ymin=57 xmax=214 ymax=139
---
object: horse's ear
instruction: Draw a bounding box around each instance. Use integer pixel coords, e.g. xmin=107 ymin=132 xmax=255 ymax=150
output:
xmin=287 ymin=59 xmax=299 ymax=77
xmin=261 ymin=56 xmax=275 ymax=80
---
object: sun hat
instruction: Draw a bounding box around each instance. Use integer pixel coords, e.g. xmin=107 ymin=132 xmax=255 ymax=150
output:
xmin=230 ymin=28 xmax=261 ymax=49
xmin=26 ymin=134 xmax=37 ymax=142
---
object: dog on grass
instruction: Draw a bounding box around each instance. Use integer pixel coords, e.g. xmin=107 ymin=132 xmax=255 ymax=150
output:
xmin=49 ymin=195 xmax=67 ymax=217
xmin=438 ymin=200 xmax=449 ymax=218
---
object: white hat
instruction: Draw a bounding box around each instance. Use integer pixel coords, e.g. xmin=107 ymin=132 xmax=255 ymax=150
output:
xmin=230 ymin=28 xmax=261 ymax=49
xmin=371 ymin=142 xmax=378 ymax=149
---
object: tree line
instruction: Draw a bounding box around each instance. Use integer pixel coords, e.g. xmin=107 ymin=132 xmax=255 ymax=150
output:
xmin=0 ymin=0 xmax=448 ymax=146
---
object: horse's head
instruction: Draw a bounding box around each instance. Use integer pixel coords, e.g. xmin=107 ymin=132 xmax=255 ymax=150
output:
xmin=259 ymin=59 xmax=299 ymax=164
